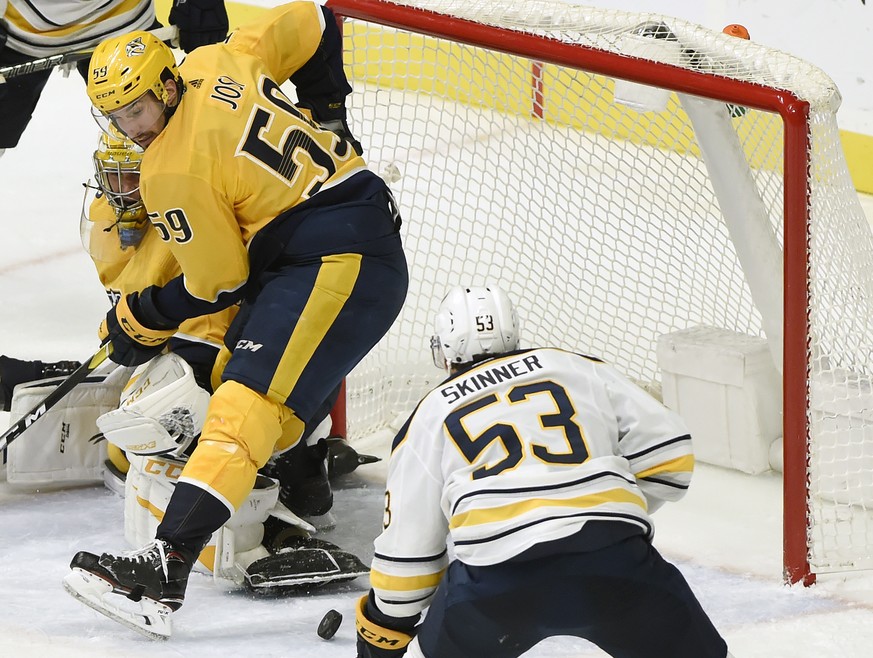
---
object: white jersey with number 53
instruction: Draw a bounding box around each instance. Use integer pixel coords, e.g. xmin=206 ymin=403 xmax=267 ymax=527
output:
xmin=370 ymin=347 xmax=694 ymax=618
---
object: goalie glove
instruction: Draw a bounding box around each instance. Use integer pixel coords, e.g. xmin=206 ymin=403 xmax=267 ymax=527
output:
xmin=356 ymin=592 xmax=419 ymax=658
xmin=97 ymin=353 xmax=209 ymax=458
xmin=168 ymin=0 xmax=229 ymax=53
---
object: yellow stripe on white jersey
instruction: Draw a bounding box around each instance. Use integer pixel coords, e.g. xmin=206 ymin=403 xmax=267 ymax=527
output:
xmin=371 ymin=347 xmax=694 ymax=618
xmin=369 ymin=568 xmax=446 ymax=594
xmin=4 ymin=0 xmax=154 ymax=57
xmin=448 ymin=486 xmax=648 ymax=531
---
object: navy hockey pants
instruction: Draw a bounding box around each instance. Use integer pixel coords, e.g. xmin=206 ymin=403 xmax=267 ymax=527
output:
xmin=218 ymin=190 xmax=407 ymax=426
xmin=415 ymin=522 xmax=728 ymax=658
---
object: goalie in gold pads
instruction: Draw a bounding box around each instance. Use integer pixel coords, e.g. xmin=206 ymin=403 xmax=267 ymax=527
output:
xmin=63 ymin=0 xmax=408 ymax=640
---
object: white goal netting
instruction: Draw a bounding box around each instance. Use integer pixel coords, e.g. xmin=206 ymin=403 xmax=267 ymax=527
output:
xmin=333 ymin=0 xmax=873 ymax=580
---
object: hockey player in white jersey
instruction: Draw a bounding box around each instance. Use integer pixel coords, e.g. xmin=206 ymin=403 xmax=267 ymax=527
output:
xmin=355 ymin=285 xmax=731 ymax=658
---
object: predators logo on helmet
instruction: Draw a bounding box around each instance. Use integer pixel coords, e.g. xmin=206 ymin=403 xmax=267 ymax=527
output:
xmin=88 ymin=31 xmax=180 ymax=114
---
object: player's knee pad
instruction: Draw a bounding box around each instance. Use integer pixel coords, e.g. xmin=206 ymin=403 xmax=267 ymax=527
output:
xmin=202 ymin=380 xmax=294 ymax=468
xmin=97 ymin=353 xmax=210 ymax=459
xmin=5 ymin=367 xmax=129 ymax=489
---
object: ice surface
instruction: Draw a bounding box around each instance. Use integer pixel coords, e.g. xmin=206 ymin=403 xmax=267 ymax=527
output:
xmin=2 ymin=70 xmax=873 ymax=658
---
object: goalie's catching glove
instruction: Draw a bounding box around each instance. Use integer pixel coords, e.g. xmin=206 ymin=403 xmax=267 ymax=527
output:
xmin=356 ymin=592 xmax=419 ymax=658
xmin=168 ymin=0 xmax=229 ymax=53
xmin=104 ymin=291 xmax=177 ymax=366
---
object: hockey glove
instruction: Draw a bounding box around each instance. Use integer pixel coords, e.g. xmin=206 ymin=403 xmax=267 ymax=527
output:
xmin=168 ymin=0 xmax=229 ymax=53
xmin=356 ymin=593 xmax=418 ymax=658
xmin=320 ymin=117 xmax=363 ymax=157
xmin=104 ymin=292 xmax=177 ymax=366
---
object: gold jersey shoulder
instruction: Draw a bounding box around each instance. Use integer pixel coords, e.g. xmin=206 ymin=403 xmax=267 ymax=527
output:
xmin=4 ymin=0 xmax=155 ymax=57
xmin=140 ymin=2 xmax=367 ymax=304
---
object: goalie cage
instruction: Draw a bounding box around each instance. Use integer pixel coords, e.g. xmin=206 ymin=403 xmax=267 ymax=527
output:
xmin=326 ymin=0 xmax=873 ymax=585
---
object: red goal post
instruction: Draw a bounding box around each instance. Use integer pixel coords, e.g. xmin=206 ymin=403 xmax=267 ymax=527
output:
xmin=327 ymin=0 xmax=873 ymax=585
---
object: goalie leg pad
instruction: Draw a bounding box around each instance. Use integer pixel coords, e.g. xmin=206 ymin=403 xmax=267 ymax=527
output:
xmin=124 ymin=454 xmax=185 ymax=553
xmin=243 ymin=535 xmax=369 ymax=592
xmin=6 ymin=370 xmax=128 ymax=489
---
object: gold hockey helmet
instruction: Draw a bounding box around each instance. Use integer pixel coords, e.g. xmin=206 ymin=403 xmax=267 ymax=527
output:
xmin=87 ymin=31 xmax=179 ymax=114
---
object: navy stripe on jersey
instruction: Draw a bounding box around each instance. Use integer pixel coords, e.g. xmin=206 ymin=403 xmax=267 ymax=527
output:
xmin=373 ymin=549 xmax=448 ymax=563
xmin=640 ymin=475 xmax=690 ymax=490
xmin=450 ymin=470 xmax=637 ymax=516
xmin=623 ymin=434 xmax=692 ymax=457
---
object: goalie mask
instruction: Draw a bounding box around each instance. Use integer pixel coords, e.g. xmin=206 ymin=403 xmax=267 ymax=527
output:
xmin=81 ymin=130 xmax=148 ymax=261
xmin=431 ymin=285 xmax=520 ymax=369
xmin=93 ymin=129 xmax=148 ymax=247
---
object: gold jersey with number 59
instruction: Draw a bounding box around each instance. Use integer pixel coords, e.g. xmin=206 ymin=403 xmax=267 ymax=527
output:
xmin=135 ymin=2 xmax=367 ymax=308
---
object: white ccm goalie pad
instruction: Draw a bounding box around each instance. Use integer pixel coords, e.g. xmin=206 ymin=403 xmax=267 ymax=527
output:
xmin=97 ymin=353 xmax=209 ymax=458
xmin=5 ymin=366 xmax=129 ymax=489
xmin=125 ymin=453 xmax=366 ymax=592
xmin=124 ymin=454 xmax=286 ymax=576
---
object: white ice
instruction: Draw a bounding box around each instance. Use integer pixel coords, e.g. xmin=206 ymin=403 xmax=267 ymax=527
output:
xmin=3 ymin=71 xmax=873 ymax=658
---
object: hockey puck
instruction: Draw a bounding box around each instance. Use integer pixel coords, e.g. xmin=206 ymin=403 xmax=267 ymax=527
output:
xmin=317 ymin=609 xmax=343 ymax=640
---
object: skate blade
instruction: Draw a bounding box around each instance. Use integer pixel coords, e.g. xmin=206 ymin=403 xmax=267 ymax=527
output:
xmin=245 ymin=547 xmax=368 ymax=590
xmin=63 ymin=569 xmax=172 ymax=641
xmin=247 ymin=565 xmax=369 ymax=589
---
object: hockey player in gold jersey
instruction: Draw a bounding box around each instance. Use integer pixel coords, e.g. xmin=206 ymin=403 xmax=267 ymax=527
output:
xmin=355 ymin=287 xmax=731 ymax=658
xmin=0 ymin=0 xmax=229 ymax=154
xmin=64 ymin=0 xmax=408 ymax=639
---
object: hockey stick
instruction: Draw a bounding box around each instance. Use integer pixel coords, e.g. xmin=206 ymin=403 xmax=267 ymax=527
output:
xmin=0 ymin=25 xmax=179 ymax=83
xmin=0 ymin=342 xmax=113 ymax=452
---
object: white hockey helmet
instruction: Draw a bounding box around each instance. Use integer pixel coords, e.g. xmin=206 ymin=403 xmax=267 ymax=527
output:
xmin=431 ymin=285 xmax=520 ymax=369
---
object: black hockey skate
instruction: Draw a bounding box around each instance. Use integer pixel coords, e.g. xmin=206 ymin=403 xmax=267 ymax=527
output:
xmin=63 ymin=539 xmax=192 ymax=640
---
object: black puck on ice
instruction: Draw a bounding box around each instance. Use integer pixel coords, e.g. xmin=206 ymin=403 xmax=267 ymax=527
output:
xmin=317 ymin=609 xmax=343 ymax=640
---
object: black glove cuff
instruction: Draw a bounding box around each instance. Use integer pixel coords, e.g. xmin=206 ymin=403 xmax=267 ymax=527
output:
xmin=169 ymin=0 xmax=229 ymax=29
xmin=132 ymin=287 xmax=180 ymax=331
xmin=365 ymin=591 xmax=420 ymax=634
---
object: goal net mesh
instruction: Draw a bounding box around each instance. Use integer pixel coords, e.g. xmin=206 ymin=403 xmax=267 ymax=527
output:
xmin=333 ymin=0 xmax=873 ymax=576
